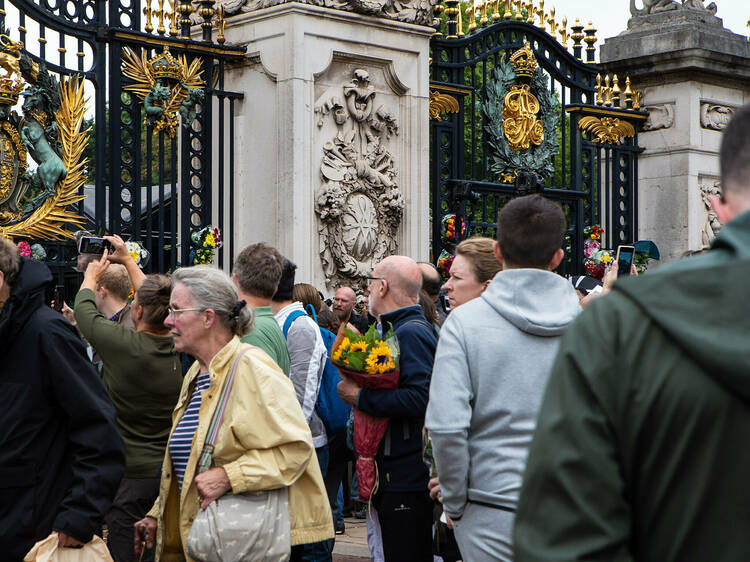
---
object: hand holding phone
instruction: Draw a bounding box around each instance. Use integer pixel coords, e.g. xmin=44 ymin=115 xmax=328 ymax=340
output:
xmin=53 ymin=285 xmax=64 ymax=312
xmin=78 ymin=236 xmax=113 ymax=255
xmin=615 ymin=245 xmax=635 ymax=277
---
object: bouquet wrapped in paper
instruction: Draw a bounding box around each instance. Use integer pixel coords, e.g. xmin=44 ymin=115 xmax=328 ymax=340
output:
xmin=331 ymin=323 xmax=400 ymax=501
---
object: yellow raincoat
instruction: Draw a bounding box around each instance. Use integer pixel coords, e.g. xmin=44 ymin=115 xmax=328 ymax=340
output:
xmin=147 ymin=336 xmax=333 ymax=561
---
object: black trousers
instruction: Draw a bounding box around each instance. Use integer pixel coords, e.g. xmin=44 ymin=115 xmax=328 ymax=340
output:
xmin=104 ymin=477 xmax=160 ymax=562
xmin=373 ymin=490 xmax=433 ymax=562
xmin=322 ymin=434 xmax=352 ymax=512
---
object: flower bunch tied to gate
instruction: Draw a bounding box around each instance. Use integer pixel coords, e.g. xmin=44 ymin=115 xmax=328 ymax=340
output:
xmin=441 ymin=214 xmax=466 ymax=244
xmin=332 ymin=322 xmax=401 ymax=501
xmin=583 ymin=224 xmax=613 ymax=280
xmin=189 ymin=225 xmax=222 ymax=265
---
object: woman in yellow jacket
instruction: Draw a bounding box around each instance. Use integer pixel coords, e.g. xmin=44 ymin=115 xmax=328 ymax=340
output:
xmin=135 ymin=266 xmax=333 ymax=561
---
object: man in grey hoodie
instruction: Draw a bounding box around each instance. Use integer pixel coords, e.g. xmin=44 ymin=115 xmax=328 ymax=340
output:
xmin=425 ymin=194 xmax=581 ymax=561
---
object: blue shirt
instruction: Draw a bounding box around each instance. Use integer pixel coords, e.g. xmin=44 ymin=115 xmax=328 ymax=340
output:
xmin=168 ymin=372 xmax=211 ymax=488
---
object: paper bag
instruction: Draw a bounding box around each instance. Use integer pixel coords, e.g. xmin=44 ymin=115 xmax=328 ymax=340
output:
xmin=24 ymin=533 xmax=114 ymax=562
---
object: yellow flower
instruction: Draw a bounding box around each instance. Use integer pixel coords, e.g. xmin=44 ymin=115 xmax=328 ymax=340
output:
xmin=129 ymin=250 xmax=140 ymax=263
xmin=590 ymin=233 xmax=596 ymax=239
xmin=331 ymin=347 xmax=343 ymax=362
xmin=331 ymin=337 xmax=350 ymax=363
xmin=365 ymin=342 xmax=396 ymax=374
xmin=350 ymin=341 xmax=368 ymax=353
xmin=205 ymin=232 xmax=216 ymax=247
xmin=601 ymin=253 xmax=612 ymax=264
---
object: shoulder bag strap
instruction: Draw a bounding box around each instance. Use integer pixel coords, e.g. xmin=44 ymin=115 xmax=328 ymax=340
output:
xmin=196 ymin=345 xmax=251 ymax=474
xmin=282 ymin=310 xmax=307 ymax=339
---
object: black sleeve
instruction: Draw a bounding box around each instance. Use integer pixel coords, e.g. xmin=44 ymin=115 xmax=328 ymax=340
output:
xmin=43 ymin=319 xmax=126 ymax=542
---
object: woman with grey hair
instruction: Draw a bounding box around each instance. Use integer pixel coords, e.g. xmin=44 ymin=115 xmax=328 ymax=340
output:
xmin=134 ymin=266 xmax=333 ymax=561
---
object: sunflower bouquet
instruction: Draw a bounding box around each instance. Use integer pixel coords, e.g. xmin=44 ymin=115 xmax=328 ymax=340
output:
xmin=332 ymin=323 xmax=401 ymax=500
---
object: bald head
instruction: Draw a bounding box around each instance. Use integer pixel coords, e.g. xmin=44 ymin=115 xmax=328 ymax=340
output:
xmin=333 ymin=286 xmax=357 ymax=320
xmin=418 ymin=262 xmax=442 ymax=300
xmin=377 ymin=256 xmax=422 ymax=304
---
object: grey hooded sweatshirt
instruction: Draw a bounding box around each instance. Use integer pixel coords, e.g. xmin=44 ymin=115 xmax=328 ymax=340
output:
xmin=425 ymin=268 xmax=580 ymax=521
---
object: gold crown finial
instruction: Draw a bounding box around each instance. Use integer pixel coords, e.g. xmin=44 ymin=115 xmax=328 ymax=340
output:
xmin=0 ymin=77 xmax=24 ymax=105
xmin=510 ymin=42 xmax=537 ymax=79
xmin=150 ymin=47 xmax=181 ymax=82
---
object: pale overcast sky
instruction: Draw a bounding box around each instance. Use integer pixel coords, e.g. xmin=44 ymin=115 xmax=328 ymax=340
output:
xmin=560 ymin=0 xmax=748 ymax=44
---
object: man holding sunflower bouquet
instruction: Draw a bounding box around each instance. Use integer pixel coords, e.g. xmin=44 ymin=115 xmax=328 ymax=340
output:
xmin=337 ymin=255 xmax=438 ymax=562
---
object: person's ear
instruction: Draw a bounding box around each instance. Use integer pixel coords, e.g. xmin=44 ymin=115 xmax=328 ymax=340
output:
xmin=548 ymin=248 xmax=565 ymax=271
xmin=0 ymin=270 xmax=5 ymax=295
xmin=709 ymin=194 xmax=733 ymax=225
xmin=133 ymin=303 xmax=144 ymax=323
xmin=493 ymin=241 xmax=504 ymax=264
xmin=203 ymin=308 xmax=216 ymax=329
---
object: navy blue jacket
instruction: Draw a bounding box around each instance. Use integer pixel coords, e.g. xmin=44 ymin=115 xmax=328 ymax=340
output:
xmin=0 ymin=258 xmax=125 ymax=560
xmin=357 ymin=305 xmax=437 ymax=492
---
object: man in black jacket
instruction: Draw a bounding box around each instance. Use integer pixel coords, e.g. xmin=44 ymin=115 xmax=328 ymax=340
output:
xmin=0 ymin=239 xmax=125 ymax=560
xmin=338 ymin=255 xmax=437 ymax=562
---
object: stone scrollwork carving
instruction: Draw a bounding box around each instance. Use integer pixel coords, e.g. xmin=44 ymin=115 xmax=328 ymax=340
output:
xmin=211 ymin=0 xmax=437 ymax=26
xmin=642 ymin=103 xmax=674 ymax=131
xmin=700 ymin=182 xmax=722 ymax=246
xmin=701 ymin=103 xmax=734 ymax=131
xmin=315 ymin=68 xmax=403 ymax=290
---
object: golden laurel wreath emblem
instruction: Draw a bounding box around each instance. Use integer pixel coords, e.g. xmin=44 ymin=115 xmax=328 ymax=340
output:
xmin=121 ymin=46 xmax=205 ymax=138
xmin=0 ymin=31 xmax=88 ymax=240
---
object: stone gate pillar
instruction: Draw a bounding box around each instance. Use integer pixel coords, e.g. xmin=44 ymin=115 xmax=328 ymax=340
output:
xmin=218 ymin=1 xmax=433 ymax=292
xmin=600 ymin=5 xmax=750 ymax=261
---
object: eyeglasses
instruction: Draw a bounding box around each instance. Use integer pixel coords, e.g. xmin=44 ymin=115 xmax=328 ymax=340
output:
xmin=364 ymin=275 xmax=384 ymax=281
xmin=167 ymin=306 xmax=204 ymax=319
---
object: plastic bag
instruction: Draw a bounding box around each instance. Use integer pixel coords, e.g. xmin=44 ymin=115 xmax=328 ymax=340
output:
xmin=24 ymin=534 xmax=114 ymax=562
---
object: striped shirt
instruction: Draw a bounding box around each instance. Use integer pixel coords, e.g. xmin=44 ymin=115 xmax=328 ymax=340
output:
xmin=168 ymin=372 xmax=211 ymax=489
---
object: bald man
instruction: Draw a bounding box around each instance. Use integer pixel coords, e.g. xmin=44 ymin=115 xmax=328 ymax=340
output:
xmin=338 ymin=255 xmax=438 ymax=562
xmin=332 ymin=286 xmax=370 ymax=334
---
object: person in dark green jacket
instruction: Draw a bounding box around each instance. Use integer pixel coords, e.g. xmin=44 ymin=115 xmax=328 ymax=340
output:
xmin=74 ymin=235 xmax=182 ymax=562
xmin=232 ymin=242 xmax=291 ymax=375
xmin=514 ymin=103 xmax=750 ymax=562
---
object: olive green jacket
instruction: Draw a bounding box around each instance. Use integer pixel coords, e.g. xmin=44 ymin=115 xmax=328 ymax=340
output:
xmin=515 ymin=210 xmax=750 ymax=561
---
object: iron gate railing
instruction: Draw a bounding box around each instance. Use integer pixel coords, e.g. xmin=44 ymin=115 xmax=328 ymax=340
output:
xmin=2 ymin=0 xmax=245 ymax=297
xmin=429 ymin=4 xmax=645 ymax=275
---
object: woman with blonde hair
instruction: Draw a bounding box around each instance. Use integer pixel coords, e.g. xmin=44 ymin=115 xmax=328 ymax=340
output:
xmin=443 ymin=237 xmax=502 ymax=309
xmin=135 ymin=266 xmax=332 ymax=561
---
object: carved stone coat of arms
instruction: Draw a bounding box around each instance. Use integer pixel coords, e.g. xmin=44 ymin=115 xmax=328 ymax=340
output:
xmin=315 ymin=68 xmax=403 ymax=291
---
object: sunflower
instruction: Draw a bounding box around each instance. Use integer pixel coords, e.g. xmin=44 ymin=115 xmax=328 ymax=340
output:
xmin=350 ymin=340 xmax=368 ymax=353
xmin=365 ymin=342 xmax=396 ymax=374
xmin=332 ymin=337 xmax=351 ymax=363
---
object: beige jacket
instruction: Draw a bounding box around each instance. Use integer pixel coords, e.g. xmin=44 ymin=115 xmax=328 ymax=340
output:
xmin=148 ymin=337 xmax=333 ymax=561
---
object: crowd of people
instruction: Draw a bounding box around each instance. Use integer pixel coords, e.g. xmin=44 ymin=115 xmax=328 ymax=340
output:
xmin=1 ymin=103 xmax=750 ymax=562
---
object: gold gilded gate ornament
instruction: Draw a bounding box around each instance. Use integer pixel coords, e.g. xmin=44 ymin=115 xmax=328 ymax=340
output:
xmin=121 ymin=47 xmax=205 ymax=138
xmin=502 ymin=43 xmax=544 ymax=152
xmin=0 ymin=31 xmax=89 ymax=240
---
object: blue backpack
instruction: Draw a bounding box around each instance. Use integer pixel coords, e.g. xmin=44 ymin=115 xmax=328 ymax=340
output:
xmin=282 ymin=308 xmax=352 ymax=438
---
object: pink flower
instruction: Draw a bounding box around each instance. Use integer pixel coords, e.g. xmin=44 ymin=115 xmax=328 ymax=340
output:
xmin=17 ymin=241 xmax=31 ymax=258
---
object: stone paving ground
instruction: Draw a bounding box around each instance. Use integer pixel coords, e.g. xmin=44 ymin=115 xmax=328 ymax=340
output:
xmin=332 ymin=516 xmax=369 ymax=560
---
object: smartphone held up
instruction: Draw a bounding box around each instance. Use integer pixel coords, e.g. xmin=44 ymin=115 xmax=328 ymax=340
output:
xmin=615 ymin=245 xmax=635 ymax=277
xmin=78 ymin=236 xmax=113 ymax=255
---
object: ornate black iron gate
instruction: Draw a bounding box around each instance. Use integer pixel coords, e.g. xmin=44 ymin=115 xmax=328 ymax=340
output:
xmin=0 ymin=0 xmax=244 ymax=295
xmin=429 ymin=2 xmax=645 ymax=275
